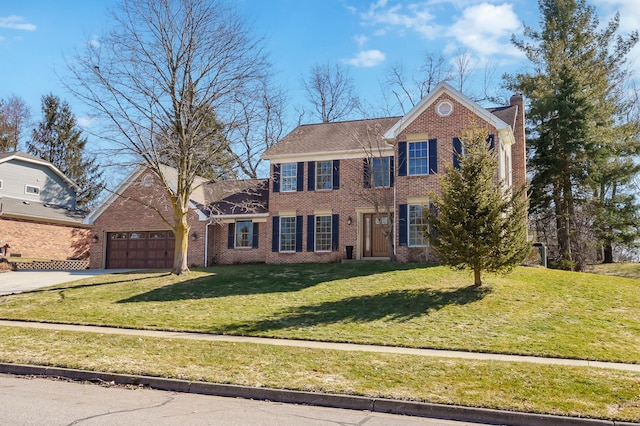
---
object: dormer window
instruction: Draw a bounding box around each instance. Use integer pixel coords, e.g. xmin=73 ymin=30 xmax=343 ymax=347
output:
xmin=25 ymin=185 xmax=40 ymax=195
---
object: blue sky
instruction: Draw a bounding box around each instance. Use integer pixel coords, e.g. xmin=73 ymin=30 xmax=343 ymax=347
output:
xmin=1 ymin=0 xmax=638 ymax=137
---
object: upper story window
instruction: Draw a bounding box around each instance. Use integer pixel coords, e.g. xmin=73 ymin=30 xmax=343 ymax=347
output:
xmin=409 ymin=141 xmax=429 ymax=175
xmin=25 ymin=185 xmax=40 ymax=195
xmin=235 ymin=220 xmax=253 ymax=248
xmin=398 ymin=139 xmax=437 ymax=177
xmin=316 ymin=161 xmax=333 ymax=190
xmin=372 ymin=157 xmax=391 ymax=187
xmin=281 ymin=163 xmax=297 ymax=192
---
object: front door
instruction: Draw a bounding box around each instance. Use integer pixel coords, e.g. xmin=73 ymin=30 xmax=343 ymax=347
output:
xmin=362 ymin=213 xmax=392 ymax=257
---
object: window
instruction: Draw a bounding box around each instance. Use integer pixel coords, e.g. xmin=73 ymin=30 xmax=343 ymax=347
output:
xmin=409 ymin=141 xmax=429 ymax=175
xmin=25 ymin=185 xmax=40 ymax=195
xmin=372 ymin=157 xmax=391 ymax=187
xmin=408 ymin=205 xmax=427 ymax=246
xmin=315 ymin=216 xmax=332 ymax=251
xmin=281 ymin=163 xmax=297 ymax=192
xmin=235 ymin=220 xmax=253 ymax=248
xmin=315 ymin=161 xmax=333 ymax=190
xmin=279 ymin=217 xmax=296 ymax=252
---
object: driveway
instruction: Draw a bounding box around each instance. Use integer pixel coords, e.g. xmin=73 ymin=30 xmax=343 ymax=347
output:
xmin=0 ymin=270 xmax=128 ymax=296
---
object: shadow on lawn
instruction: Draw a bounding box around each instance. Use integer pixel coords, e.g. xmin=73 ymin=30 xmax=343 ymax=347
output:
xmin=117 ymin=263 xmax=431 ymax=303
xmin=221 ymin=284 xmax=491 ymax=333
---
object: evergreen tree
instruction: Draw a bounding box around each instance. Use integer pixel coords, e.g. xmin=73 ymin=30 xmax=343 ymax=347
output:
xmin=506 ymin=0 xmax=639 ymax=269
xmin=28 ymin=94 xmax=103 ymax=209
xmin=424 ymin=127 xmax=530 ymax=287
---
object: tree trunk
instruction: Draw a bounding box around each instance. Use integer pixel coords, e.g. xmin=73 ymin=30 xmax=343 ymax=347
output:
xmin=172 ymin=205 xmax=190 ymax=275
xmin=473 ymin=268 xmax=482 ymax=287
xmin=603 ymin=243 xmax=614 ymax=264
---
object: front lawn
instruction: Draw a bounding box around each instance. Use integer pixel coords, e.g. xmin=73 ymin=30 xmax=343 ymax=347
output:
xmin=1 ymin=263 xmax=639 ymax=363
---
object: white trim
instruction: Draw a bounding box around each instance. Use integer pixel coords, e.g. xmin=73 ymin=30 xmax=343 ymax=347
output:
xmin=217 ymin=213 xmax=269 ymax=223
xmin=84 ymin=165 xmax=146 ymax=224
xmin=25 ymin=184 xmax=40 ymax=195
xmin=264 ymin=146 xmax=394 ymax=163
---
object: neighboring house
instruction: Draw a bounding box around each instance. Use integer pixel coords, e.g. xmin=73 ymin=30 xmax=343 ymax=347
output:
xmin=88 ymin=82 xmax=525 ymax=268
xmin=0 ymin=151 xmax=91 ymax=260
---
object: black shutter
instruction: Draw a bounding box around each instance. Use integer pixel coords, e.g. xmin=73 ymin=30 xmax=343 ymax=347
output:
xmin=487 ymin=134 xmax=495 ymax=152
xmin=453 ymin=137 xmax=462 ymax=169
xmin=252 ymin=223 xmax=259 ymax=249
xmin=332 ymin=160 xmax=340 ymax=190
xmin=295 ymin=215 xmax=303 ymax=252
xmin=399 ymin=204 xmax=408 ymax=246
xmin=331 ymin=214 xmax=339 ymax=251
xmin=307 ymin=161 xmax=315 ymax=191
xmin=296 ymin=162 xmax=304 ymax=192
xmin=428 ymin=139 xmax=438 ymax=174
xmin=227 ymin=223 xmax=235 ymax=249
xmin=389 ymin=156 xmax=395 ymax=187
xmin=307 ymin=215 xmax=315 ymax=252
xmin=272 ymin=164 xmax=280 ymax=193
xmin=271 ymin=216 xmax=279 ymax=252
xmin=398 ymin=142 xmax=407 ymax=176
xmin=363 ymin=158 xmax=371 ymax=188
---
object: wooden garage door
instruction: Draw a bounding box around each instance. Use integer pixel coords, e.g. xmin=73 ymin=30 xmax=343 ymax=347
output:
xmin=106 ymin=231 xmax=174 ymax=269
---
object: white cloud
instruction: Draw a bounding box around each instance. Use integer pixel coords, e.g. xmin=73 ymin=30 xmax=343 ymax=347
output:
xmin=346 ymin=49 xmax=386 ymax=67
xmin=88 ymin=35 xmax=101 ymax=48
xmin=448 ymin=3 xmax=521 ymax=57
xmin=359 ymin=1 xmax=439 ymax=39
xmin=354 ymin=34 xmax=369 ymax=48
xmin=0 ymin=15 xmax=36 ymax=31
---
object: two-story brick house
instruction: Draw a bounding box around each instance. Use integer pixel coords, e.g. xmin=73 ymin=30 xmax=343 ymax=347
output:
xmin=89 ymin=82 xmax=525 ymax=268
xmin=259 ymin=81 xmax=525 ymax=264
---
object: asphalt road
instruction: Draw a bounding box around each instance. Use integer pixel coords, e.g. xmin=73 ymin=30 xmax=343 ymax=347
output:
xmin=0 ymin=374 xmax=482 ymax=426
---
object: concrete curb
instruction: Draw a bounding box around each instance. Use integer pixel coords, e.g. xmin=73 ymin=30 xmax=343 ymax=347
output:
xmin=1 ymin=363 xmax=637 ymax=426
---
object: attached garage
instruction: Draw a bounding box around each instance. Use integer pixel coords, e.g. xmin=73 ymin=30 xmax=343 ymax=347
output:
xmin=105 ymin=231 xmax=175 ymax=269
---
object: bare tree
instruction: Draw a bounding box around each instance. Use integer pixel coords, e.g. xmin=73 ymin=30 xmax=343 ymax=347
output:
xmin=66 ymin=0 xmax=269 ymax=275
xmin=302 ymin=62 xmax=360 ymax=123
xmin=383 ymin=53 xmax=452 ymax=114
xmin=226 ymin=77 xmax=287 ymax=178
xmin=451 ymin=49 xmax=476 ymax=94
xmin=0 ymin=95 xmax=31 ymax=152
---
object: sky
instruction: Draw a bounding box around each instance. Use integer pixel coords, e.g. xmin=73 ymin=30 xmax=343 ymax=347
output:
xmin=1 ymin=0 xmax=639 ymax=151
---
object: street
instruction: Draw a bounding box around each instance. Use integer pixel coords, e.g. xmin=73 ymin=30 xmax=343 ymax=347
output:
xmin=0 ymin=374 xmax=483 ymax=425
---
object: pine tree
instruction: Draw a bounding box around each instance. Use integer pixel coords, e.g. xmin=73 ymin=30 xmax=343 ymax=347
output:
xmin=28 ymin=94 xmax=103 ymax=209
xmin=424 ymin=127 xmax=530 ymax=287
xmin=506 ymin=0 xmax=639 ymax=269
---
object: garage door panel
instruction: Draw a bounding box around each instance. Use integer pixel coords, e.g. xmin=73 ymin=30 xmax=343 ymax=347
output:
xmin=106 ymin=231 xmax=174 ymax=269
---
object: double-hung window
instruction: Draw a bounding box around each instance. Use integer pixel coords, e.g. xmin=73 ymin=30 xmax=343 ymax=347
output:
xmin=315 ymin=161 xmax=333 ymax=190
xmin=409 ymin=141 xmax=429 ymax=175
xmin=279 ymin=217 xmax=296 ymax=252
xmin=315 ymin=216 xmax=332 ymax=251
xmin=408 ymin=205 xmax=427 ymax=246
xmin=281 ymin=163 xmax=297 ymax=192
xmin=235 ymin=220 xmax=253 ymax=248
xmin=372 ymin=157 xmax=391 ymax=187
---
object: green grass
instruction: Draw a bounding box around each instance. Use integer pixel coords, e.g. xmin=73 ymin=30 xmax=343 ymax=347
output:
xmin=1 ymin=263 xmax=639 ymax=363
xmin=0 ymin=326 xmax=639 ymax=422
xmin=589 ymin=262 xmax=640 ymax=279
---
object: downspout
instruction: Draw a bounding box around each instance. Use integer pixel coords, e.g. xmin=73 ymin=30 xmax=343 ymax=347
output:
xmin=204 ymin=222 xmax=209 ymax=267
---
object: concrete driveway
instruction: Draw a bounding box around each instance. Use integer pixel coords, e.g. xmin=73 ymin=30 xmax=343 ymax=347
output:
xmin=0 ymin=270 xmax=128 ymax=296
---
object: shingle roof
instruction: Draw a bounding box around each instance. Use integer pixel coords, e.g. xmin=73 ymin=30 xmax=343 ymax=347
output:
xmin=262 ymin=117 xmax=401 ymax=159
xmin=487 ymin=105 xmax=518 ymax=129
xmin=0 ymin=197 xmax=88 ymax=225
xmin=206 ymin=179 xmax=269 ymax=217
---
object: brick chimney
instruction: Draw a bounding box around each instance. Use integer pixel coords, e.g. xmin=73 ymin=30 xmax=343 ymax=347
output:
xmin=509 ymin=94 xmax=526 ymax=191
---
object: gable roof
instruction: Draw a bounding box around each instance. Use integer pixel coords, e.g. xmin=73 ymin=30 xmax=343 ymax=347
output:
xmin=383 ymin=81 xmax=515 ymax=146
xmin=0 ymin=151 xmax=79 ymax=191
xmin=262 ymin=116 xmax=400 ymax=161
